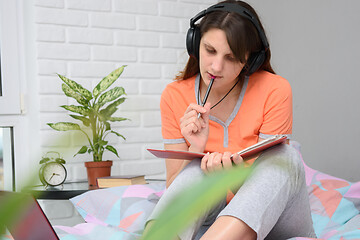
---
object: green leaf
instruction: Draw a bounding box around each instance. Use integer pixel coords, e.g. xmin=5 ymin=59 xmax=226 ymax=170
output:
xmin=97 ymin=87 xmax=125 ymax=108
xmin=110 ymin=130 xmax=126 ymax=140
xmin=74 ymin=146 xmax=88 ymax=157
xmin=93 ymin=65 xmax=126 ymax=98
xmin=61 ymin=105 xmax=90 ymax=116
xmin=142 ymin=164 xmax=253 ymax=240
xmin=48 ymin=122 xmax=81 ymax=131
xmin=55 ymin=158 xmax=66 ymax=164
xmin=109 ymin=117 xmax=128 ymax=122
xmin=97 ymin=140 xmax=108 ymax=147
xmin=0 ymin=193 xmax=38 ymax=235
xmin=98 ymin=113 xmax=108 ymax=123
xmin=105 ymin=145 xmax=119 ymax=158
xmin=99 ymin=97 xmax=126 ymax=118
xmin=104 ymin=122 xmax=111 ymax=131
xmin=111 ymin=96 xmax=126 ymax=107
xmin=70 ymin=114 xmax=91 ymax=127
xmin=57 ymin=74 xmax=92 ymax=100
xmin=93 ymin=140 xmax=108 ymax=151
xmin=62 ymin=84 xmax=88 ymax=106
xmin=39 ymin=157 xmax=50 ymax=164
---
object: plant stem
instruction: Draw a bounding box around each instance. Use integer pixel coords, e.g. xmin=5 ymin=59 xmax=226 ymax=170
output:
xmin=80 ymin=129 xmax=93 ymax=149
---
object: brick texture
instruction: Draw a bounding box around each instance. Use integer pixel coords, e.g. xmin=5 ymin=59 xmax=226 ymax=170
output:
xmin=35 ymin=0 xmax=214 ymax=188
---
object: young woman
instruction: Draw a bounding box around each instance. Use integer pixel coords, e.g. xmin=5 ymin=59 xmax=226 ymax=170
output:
xmin=146 ymin=1 xmax=316 ymax=239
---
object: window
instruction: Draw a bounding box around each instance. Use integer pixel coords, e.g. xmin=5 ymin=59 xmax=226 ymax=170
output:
xmin=0 ymin=51 xmax=2 ymax=96
xmin=0 ymin=127 xmax=15 ymax=190
xmin=0 ymin=0 xmax=24 ymax=191
xmin=0 ymin=0 xmax=22 ymax=114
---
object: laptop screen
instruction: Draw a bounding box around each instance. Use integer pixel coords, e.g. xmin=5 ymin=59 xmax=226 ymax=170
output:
xmin=0 ymin=191 xmax=59 ymax=240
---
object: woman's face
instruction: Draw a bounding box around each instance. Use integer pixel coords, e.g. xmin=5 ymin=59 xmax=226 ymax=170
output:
xmin=199 ymin=28 xmax=245 ymax=88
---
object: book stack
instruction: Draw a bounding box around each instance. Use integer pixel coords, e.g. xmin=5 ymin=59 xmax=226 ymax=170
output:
xmin=96 ymin=175 xmax=146 ymax=188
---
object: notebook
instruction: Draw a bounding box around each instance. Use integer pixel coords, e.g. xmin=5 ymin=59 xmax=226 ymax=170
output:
xmin=0 ymin=190 xmax=59 ymax=240
xmin=147 ymin=134 xmax=287 ymax=161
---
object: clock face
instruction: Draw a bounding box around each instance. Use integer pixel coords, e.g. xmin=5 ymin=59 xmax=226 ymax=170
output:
xmin=41 ymin=162 xmax=67 ymax=186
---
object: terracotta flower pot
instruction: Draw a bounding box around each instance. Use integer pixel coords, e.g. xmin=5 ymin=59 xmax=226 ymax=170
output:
xmin=84 ymin=161 xmax=113 ymax=187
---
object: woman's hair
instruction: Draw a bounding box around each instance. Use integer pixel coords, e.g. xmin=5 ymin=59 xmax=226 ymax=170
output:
xmin=176 ymin=0 xmax=275 ymax=81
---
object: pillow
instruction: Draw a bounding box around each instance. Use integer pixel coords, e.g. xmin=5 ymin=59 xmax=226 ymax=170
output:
xmin=302 ymin=158 xmax=360 ymax=239
xmin=289 ymin=141 xmax=360 ymax=239
xmin=70 ymin=182 xmax=165 ymax=236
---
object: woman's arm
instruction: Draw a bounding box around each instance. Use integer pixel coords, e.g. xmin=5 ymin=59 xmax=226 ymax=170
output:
xmin=165 ymin=102 xmax=211 ymax=187
xmin=164 ymin=139 xmax=213 ymax=188
xmin=201 ymin=136 xmax=290 ymax=173
xmin=164 ymin=143 xmax=190 ymax=188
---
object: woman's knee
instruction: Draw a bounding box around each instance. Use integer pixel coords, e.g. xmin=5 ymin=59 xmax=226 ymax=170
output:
xmin=168 ymin=159 xmax=204 ymax=190
xmin=257 ymin=144 xmax=302 ymax=168
xmin=254 ymin=144 xmax=305 ymax=187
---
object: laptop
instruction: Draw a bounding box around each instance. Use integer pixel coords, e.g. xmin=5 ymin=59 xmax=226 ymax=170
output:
xmin=0 ymin=190 xmax=59 ymax=240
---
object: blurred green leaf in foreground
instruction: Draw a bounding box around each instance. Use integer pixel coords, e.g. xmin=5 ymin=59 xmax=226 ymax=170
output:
xmin=0 ymin=132 xmax=72 ymax=237
xmin=142 ymin=163 xmax=253 ymax=240
xmin=0 ymin=174 xmax=40 ymax=237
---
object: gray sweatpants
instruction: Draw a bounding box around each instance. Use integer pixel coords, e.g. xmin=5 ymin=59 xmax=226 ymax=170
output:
xmin=147 ymin=144 xmax=316 ymax=240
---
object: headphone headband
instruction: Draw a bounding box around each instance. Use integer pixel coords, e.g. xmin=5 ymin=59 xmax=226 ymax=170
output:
xmin=189 ymin=3 xmax=268 ymax=49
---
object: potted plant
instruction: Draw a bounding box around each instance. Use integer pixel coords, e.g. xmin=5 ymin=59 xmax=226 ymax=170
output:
xmin=47 ymin=65 xmax=129 ymax=186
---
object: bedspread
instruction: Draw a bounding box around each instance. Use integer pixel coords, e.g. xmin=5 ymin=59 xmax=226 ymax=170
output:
xmin=54 ymin=152 xmax=360 ymax=240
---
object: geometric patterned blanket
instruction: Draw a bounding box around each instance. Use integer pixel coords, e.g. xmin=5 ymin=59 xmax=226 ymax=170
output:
xmin=54 ymin=152 xmax=360 ymax=240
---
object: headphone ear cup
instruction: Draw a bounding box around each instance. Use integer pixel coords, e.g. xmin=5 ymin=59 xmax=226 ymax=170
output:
xmin=246 ymin=50 xmax=266 ymax=75
xmin=186 ymin=26 xmax=201 ymax=59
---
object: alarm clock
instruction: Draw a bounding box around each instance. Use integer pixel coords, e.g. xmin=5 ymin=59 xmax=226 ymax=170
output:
xmin=39 ymin=151 xmax=67 ymax=187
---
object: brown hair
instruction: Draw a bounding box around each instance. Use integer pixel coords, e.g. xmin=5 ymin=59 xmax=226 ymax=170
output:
xmin=176 ymin=0 xmax=274 ymax=81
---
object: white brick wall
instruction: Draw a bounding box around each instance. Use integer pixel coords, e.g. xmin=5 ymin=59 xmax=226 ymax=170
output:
xmin=31 ymin=0 xmax=217 ymax=226
xmin=35 ymin=0 xmax=214 ymax=185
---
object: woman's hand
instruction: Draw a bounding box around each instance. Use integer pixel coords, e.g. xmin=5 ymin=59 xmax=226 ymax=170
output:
xmin=201 ymin=151 xmax=243 ymax=174
xmin=180 ymin=102 xmax=211 ymax=152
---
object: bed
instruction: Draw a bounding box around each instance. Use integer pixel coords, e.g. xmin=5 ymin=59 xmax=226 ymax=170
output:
xmin=54 ymin=143 xmax=360 ymax=240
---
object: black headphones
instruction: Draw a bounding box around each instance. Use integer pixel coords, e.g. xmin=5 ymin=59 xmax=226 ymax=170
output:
xmin=186 ymin=2 xmax=269 ymax=75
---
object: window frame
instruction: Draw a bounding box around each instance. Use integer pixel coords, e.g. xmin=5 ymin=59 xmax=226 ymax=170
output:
xmin=1 ymin=127 xmax=15 ymax=191
xmin=0 ymin=0 xmax=31 ymax=191
xmin=0 ymin=0 xmax=22 ymax=114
